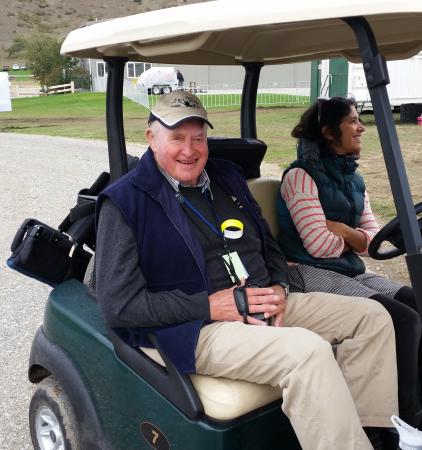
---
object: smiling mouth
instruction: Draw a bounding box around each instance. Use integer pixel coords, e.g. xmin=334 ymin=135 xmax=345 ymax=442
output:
xmin=177 ymin=159 xmax=198 ymax=165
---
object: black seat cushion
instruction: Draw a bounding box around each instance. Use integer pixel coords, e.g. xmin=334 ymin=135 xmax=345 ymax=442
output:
xmin=208 ymin=137 xmax=267 ymax=179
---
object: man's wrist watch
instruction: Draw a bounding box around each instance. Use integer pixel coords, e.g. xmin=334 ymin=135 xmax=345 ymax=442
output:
xmin=277 ymin=282 xmax=289 ymax=297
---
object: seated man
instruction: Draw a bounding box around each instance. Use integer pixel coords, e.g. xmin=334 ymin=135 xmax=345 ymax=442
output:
xmin=95 ymin=91 xmax=398 ymax=450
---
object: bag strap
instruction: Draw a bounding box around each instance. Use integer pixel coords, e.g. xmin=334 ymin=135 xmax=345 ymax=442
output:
xmin=69 ymin=195 xmax=97 ymax=222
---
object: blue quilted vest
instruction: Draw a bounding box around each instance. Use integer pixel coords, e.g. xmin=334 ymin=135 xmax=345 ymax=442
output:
xmin=277 ymin=140 xmax=366 ymax=277
xmin=97 ymin=149 xmax=269 ymax=373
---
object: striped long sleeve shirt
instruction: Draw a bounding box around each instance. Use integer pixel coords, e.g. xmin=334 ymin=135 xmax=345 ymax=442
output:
xmin=280 ymin=168 xmax=380 ymax=258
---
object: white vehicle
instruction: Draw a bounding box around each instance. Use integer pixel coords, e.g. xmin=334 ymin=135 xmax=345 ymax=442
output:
xmin=12 ymin=63 xmax=20 ymax=70
xmin=136 ymin=66 xmax=178 ymax=95
xmin=318 ymin=53 xmax=422 ymax=114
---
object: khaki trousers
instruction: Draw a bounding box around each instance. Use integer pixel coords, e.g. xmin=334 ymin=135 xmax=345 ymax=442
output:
xmin=195 ymin=292 xmax=398 ymax=450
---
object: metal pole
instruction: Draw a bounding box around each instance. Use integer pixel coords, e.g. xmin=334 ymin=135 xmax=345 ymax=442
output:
xmin=241 ymin=63 xmax=263 ymax=138
xmin=104 ymin=57 xmax=128 ymax=182
xmin=344 ymin=17 xmax=422 ymax=313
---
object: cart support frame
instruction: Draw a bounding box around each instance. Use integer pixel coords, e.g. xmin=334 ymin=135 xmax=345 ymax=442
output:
xmin=345 ymin=16 xmax=422 ymax=313
xmin=105 ymin=57 xmax=128 ymax=182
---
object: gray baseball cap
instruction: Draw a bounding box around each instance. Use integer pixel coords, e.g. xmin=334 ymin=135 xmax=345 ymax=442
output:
xmin=148 ymin=90 xmax=213 ymax=129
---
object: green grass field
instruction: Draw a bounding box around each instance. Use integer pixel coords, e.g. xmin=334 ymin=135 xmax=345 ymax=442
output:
xmin=1 ymin=92 xmax=308 ymax=161
xmin=7 ymin=69 xmax=33 ymax=81
xmin=1 ymin=93 xmax=143 ymax=140
xmin=2 ymin=92 xmax=421 ymax=222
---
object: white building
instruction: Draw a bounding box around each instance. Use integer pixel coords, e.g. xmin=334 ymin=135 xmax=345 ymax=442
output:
xmin=88 ymin=59 xmax=310 ymax=94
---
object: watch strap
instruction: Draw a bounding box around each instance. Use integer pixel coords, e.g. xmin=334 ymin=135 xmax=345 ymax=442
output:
xmin=275 ymin=282 xmax=289 ymax=297
xmin=233 ymin=286 xmax=249 ymax=324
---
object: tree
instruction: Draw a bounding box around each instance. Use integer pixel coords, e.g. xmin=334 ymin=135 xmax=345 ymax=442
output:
xmin=7 ymin=33 xmax=83 ymax=86
xmin=7 ymin=35 xmax=26 ymax=58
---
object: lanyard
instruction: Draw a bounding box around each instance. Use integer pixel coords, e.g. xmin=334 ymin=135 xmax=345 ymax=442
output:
xmin=181 ymin=195 xmax=222 ymax=237
xmin=176 ymin=190 xmax=241 ymax=285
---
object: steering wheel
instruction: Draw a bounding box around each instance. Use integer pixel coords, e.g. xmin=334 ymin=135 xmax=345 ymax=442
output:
xmin=368 ymin=202 xmax=422 ymax=260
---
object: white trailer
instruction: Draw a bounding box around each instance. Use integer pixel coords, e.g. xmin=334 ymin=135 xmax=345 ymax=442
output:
xmin=349 ymin=52 xmax=422 ymax=108
xmin=136 ymin=66 xmax=178 ymax=95
xmin=317 ymin=53 xmax=422 ymax=113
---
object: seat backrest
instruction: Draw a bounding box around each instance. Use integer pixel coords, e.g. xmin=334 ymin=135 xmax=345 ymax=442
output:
xmin=247 ymin=177 xmax=281 ymax=239
xmin=208 ymin=137 xmax=267 ymax=179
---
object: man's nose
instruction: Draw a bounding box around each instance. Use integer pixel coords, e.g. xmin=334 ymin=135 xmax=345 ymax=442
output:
xmin=181 ymin=139 xmax=195 ymax=154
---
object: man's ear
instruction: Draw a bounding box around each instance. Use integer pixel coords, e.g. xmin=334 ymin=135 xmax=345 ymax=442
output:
xmin=145 ymin=128 xmax=154 ymax=148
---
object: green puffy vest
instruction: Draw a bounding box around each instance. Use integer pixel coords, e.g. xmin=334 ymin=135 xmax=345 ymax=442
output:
xmin=277 ymin=144 xmax=366 ymax=277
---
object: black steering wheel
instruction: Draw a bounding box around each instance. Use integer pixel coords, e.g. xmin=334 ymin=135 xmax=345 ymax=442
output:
xmin=368 ymin=202 xmax=422 ymax=260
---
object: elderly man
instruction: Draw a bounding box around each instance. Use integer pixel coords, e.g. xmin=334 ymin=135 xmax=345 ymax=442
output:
xmin=95 ymin=91 xmax=398 ymax=450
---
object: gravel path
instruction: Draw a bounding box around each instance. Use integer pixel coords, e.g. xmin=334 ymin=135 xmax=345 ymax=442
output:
xmin=0 ymin=133 xmax=282 ymax=450
xmin=0 ymin=133 xmax=146 ymax=450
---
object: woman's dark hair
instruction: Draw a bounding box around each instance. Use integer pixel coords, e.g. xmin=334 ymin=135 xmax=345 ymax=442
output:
xmin=291 ymin=97 xmax=357 ymax=145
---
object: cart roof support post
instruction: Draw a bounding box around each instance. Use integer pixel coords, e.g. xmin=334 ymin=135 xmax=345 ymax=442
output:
xmin=105 ymin=57 xmax=129 ymax=182
xmin=344 ymin=16 xmax=422 ymax=313
xmin=241 ymin=63 xmax=263 ymax=139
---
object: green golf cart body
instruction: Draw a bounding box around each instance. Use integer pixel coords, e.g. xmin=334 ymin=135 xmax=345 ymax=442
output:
xmin=21 ymin=1 xmax=422 ymax=449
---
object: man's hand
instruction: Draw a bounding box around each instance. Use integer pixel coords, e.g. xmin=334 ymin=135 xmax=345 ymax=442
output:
xmin=209 ymin=284 xmax=285 ymax=325
xmin=269 ymin=284 xmax=287 ymax=327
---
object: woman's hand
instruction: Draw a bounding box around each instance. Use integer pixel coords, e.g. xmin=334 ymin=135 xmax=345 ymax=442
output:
xmin=326 ymin=219 xmax=367 ymax=253
xmin=326 ymin=219 xmax=348 ymax=236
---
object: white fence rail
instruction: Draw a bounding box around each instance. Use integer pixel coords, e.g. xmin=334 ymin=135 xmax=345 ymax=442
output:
xmin=10 ymin=81 xmax=76 ymax=98
xmin=43 ymin=81 xmax=75 ymax=95
xmin=9 ymin=84 xmax=41 ymax=98
xmin=124 ymin=80 xmax=310 ymax=109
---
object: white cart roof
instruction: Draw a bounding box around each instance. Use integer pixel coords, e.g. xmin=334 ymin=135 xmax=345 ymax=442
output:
xmin=61 ymin=0 xmax=422 ymax=65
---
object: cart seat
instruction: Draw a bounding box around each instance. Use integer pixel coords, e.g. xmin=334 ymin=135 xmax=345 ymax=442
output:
xmin=247 ymin=177 xmax=280 ymax=239
xmin=141 ymin=347 xmax=281 ymax=421
xmin=208 ymin=137 xmax=267 ymax=179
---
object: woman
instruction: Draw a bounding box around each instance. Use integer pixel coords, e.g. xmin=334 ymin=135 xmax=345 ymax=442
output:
xmin=277 ymin=97 xmax=422 ymax=430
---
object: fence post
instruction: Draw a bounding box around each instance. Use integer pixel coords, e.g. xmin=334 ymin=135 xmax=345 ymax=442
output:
xmin=70 ymin=80 xmax=75 ymax=93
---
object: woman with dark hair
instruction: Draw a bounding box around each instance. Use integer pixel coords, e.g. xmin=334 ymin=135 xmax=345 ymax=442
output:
xmin=277 ymin=97 xmax=422 ymax=436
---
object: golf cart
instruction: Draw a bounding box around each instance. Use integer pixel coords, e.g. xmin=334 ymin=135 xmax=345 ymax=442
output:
xmin=8 ymin=1 xmax=422 ymax=449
